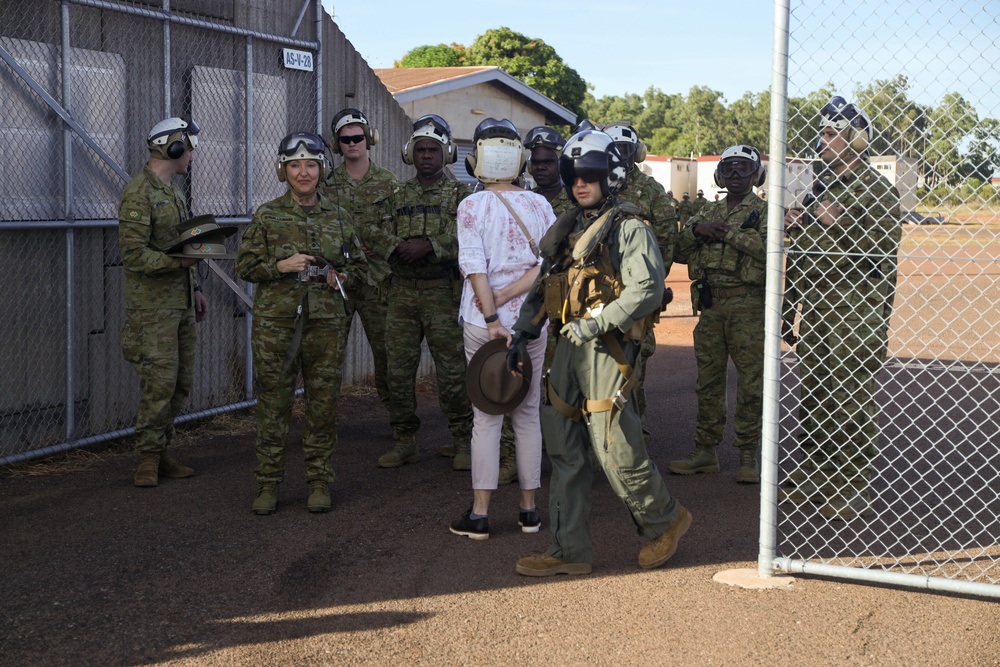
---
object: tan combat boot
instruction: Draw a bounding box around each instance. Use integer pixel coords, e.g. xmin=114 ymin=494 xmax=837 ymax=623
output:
xmin=377 ymin=440 xmax=418 ymax=468
xmin=452 ymin=438 xmax=472 ymax=471
xmin=736 ymin=449 xmax=759 ymax=484
xmin=306 ymin=481 xmax=331 ymax=513
xmin=638 ymin=507 xmax=693 ymax=570
xmin=133 ymin=453 xmax=160 ymax=487
xmin=252 ymin=483 xmax=279 ymax=515
xmin=497 ymin=440 xmax=518 ymax=485
xmin=668 ymin=445 xmax=720 ymax=475
xmin=818 ymin=481 xmax=873 ymax=521
xmin=159 ymin=454 xmax=193 ymax=478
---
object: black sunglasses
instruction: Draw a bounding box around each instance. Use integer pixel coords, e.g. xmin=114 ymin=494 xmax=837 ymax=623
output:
xmin=338 ymin=134 xmax=366 ymax=145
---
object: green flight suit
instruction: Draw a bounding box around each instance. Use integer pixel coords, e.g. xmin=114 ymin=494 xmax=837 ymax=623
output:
xmin=237 ymin=191 xmax=368 ymax=483
xmin=675 ymin=192 xmax=767 ymax=452
xmin=514 ymin=204 xmax=682 ymax=564
xmin=320 ymin=160 xmax=396 ymax=407
xmin=782 ymin=162 xmax=901 ymax=485
xmin=118 ymin=165 xmax=198 ymax=456
xmin=362 ymin=175 xmax=474 ymax=447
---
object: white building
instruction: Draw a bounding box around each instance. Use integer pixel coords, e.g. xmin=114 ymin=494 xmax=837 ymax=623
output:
xmin=870 ymin=155 xmax=919 ymax=212
xmin=696 ymin=155 xmax=814 ymax=207
xmin=640 ymin=155 xmax=696 ymax=199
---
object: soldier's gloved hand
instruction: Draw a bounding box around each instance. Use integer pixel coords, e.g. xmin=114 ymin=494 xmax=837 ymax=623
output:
xmin=561 ymin=318 xmax=601 ymax=347
xmin=506 ymin=333 xmax=529 ymax=377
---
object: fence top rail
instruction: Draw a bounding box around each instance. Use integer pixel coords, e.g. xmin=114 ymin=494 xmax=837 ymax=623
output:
xmin=68 ymin=0 xmax=321 ymax=49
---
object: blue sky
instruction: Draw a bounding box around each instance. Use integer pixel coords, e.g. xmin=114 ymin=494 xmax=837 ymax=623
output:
xmin=322 ymin=1 xmax=999 ymax=116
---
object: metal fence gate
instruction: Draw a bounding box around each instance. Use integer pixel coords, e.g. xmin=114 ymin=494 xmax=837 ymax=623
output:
xmin=0 ymin=0 xmax=323 ymax=464
xmin=762 ymin=1 xmax=1000 ymax=597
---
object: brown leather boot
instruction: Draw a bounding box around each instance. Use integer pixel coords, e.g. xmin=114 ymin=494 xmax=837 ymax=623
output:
xmin=159 ymin=454 xmax=193 ymax=478
xmin=133 ymin=454 xmax=160 ymax=488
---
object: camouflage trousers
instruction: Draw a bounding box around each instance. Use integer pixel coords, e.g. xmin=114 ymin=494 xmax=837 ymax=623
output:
xmin=121 ymin=307 xmax=196 ymax=454
xmin=542 ymin=333 xmax=681 ymax=565
xmin=635 ymin=327 xmax=657 ymax=444
xmin=345 ymin=281 xmax=390 ymax=408
xmin=796 ymin=306 xmax=888 ymax=482
xmin=692 ymin=292 xmax=764 ymax=450
xmin=385 ymin=280 xmax=472 ymax=443
xmin=251 ymin=315 xmax=347 ymax=484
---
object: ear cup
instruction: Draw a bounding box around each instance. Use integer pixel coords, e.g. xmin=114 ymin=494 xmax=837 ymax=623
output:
xmin=401 ymin=141 xmax=413 ymax=166
xmin=849 ymin=125 xmax=870 ymax=152
xmin=166 ymin=139 xmax=185 ymax=160
xmin=368 ymin=127 xmax=379 ymax=147
xmin=276 ymin=160 xmax=286 ymax=182
xmin=465 ymin=152 xmax=477 ymax=179
xmin=756 ymin=166 xmax=767 ymax=188
xmin=447 ymin=142 xmax=457 ymax=164
xmin=714 ymin=167 xmax=725 ymax=188
xmin=633 ymin=142 xmax=647 ymax=164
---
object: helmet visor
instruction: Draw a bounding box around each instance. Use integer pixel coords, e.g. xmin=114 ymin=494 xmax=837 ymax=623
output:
xmin=414 ymin=114 xmax=451 ymax=136
xmin=821 ymin=96 xmax=863 ymax=124
xmin=718 ymin=159 xmax=756 ymax=179
xmin=279 ymin=132 xmax=326 ymax=157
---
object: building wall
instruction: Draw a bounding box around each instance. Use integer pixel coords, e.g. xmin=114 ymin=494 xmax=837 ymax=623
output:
xmin=640 ymin=156 xmax=696 ymax=198
xmin=697 ymin=156 xmax=813 ymax=207
xmin=871 ymin=155 xmax=918 ymax=212
xmin=395 ymin=82 xmax=548 ymax=142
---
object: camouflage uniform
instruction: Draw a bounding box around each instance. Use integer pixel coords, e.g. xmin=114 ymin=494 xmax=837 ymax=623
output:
xmin=320 ymin=160 xmax=396 ymax=407
xmin=617 ymin=168 xmax=679 ymax=443
xmin=362 ymin=175 xmax=474 ymax=449
xmin=514 ymin=206 xmax=683 ymax=564
xmin=533 ymin=185 xmax=575 ymax=218
xmin=693 ymin=193 xmax=709 ymax=213
xmin=678 ymin=198 xmax=695 ymax=225
xmin=783 ymin=163 xmax=900 ymax=487
xmin=236 ymin=191 xmax=367 ymax=484
xmin=118 ymin=165 xmax=198 ymax=456
xmin=675 ymin=192 xmax=767 ymax=455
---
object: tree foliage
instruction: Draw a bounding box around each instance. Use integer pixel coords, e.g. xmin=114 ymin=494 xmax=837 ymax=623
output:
xmin=397 ymin=44 xmax=462 ymax=68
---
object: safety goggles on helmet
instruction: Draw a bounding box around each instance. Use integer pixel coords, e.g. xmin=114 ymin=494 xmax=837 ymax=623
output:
xmin=413 ymin=114 xmax=451 ymax=138
xmin=278 ymin=132 xmax=326 ymax=157
xmin=718 ymin=159 xmax=757 ymax=179
xmin=523 ymin=126 xmax=566 ymax=152
xmin=473 ymin=117 xmax=519 ymax=143
xmin=819 ymin=96 xmax=868 ymax=132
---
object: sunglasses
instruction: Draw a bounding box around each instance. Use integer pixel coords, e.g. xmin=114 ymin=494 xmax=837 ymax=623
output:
xmin=338 ymin=134 xmax=366 ymax=145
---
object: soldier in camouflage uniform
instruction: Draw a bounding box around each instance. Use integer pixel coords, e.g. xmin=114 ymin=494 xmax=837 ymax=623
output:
xmin=678 ymin=192 xmax=695 ymax=225
xmin=119 ymin=117 xmax=206 ymax=488
xmin=694 ymin=189 xmax=709 ymax=213
xmin=603 ymin=121 xmax=679 ymax=446
xmin=666 ymin=190 xmax=680 ymax=210
xmin=319 ymin=108 xmax=396 ymax=410
xmin=359 ymin=115 xmax=474 ymax=470
xmin=781 ymin=97 xmax=901 ymax=520
xmin=237 ymin=132 xmax=368 ymax=515
xmin=669 ymin=145 xmax=768 ymax=484
xmin=511 ymin=129 xmax=691 ymax=576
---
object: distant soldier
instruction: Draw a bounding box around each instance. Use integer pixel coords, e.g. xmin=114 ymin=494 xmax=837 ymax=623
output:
xmin=678 ymin=191 xmax=695 ymax=224
xmin=694 ymin=189 xmax=709 ymax=213
xmin=118 ymin=117 xmax=206 ymax=488
xmin=781 ymin=96 xmax=901 ymax=520
xmin=361 ymin=115 xmax=474 ymax=470
xmin=669 ymin=145 xmax=768 ymax=484
xmin=666 ymin=189 xmax=680 ymax=210
xmin=320 ymin=108 xmax=396 ymax=411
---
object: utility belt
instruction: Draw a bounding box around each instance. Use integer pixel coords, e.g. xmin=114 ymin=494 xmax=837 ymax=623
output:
xmin=391 ymin=275 xmax=451 ymax=290
xmin=690 ymin=279 xmax=761 ymax=313
xmin=543 ymin=330 xmax=640 ymax=449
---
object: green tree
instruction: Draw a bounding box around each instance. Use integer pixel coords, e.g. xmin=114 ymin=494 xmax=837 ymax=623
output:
xmin=397 ymin=44 xmax=462 ymax=68
xmin=463 ymin=27 xmax=587 ymax=119
xmin=854 ymin=75 xmax=924 ymax=158
xmin=924 ymin=92 xmax=979 ymax=185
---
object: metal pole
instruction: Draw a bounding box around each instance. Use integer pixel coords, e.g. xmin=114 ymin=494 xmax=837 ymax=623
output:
xmin=315 ymin=0 xmax=323 ymax=135
xmin=759 ymin=0 xmax=792 ymax=578
xmin=61 ymin=0 xmax=76 ymax=441
xmin=163 ymin=0 xmax=170 ymax=114
xmin=244 ymin=35 xmax=255 ymax=400
xmin=291 ymin=0 xmax=311 ymax=38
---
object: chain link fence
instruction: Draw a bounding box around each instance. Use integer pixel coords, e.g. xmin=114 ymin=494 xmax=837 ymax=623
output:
xmin=0 ymin=0 xmax=323 ymax=463
xmin=763 ymin=0 xmax=1000 ymax=597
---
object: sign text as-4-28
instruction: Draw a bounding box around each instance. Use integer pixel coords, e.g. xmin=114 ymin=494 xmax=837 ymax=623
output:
xmin=282 ymin=48 xmax=314 ymax=72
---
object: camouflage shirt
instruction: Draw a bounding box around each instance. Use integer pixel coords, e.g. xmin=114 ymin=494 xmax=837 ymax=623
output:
xmin=118 ymin=165 xmax=195 ymax=310
xmin=676 ymin=192 xmax=768 ymax=288
xmin=319 ymin=159 xmax=396 ymax=289
xmin=363 ymin=175 xmax=471 ymax=281
xmin=532 ymin=185 xmax=574 ymax=217
xmin=237 ymin=190 xmax=367 ymax=320
xmin=693 ymin=195 xmax=709 ymax=212
xmin=783 ymin=162 xmax=901 ymax=321
xmin=617 ymin=168 xmax=679 ymax=274
xmin=678 ymin=199 xmax=695 ymax=224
